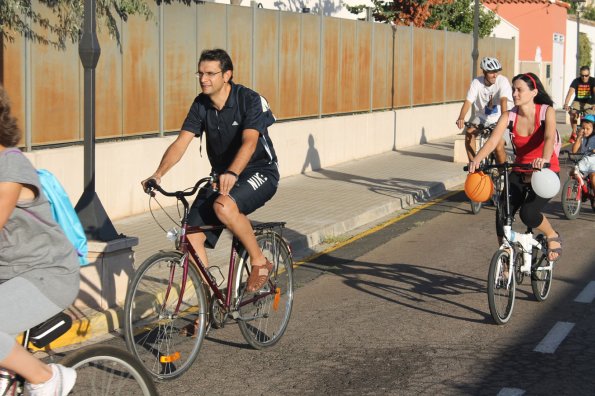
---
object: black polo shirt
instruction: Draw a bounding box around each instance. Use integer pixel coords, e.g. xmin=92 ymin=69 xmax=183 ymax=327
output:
xmin=181 ymin=82 xmax=277 ymax=174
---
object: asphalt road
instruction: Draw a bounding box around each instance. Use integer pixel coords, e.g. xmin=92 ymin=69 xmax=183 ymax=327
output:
xmin=64 ymin=172 xmax=595 ymax=395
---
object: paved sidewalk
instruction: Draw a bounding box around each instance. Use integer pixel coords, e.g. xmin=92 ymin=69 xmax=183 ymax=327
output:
xmin=61 ymin=111 xmax=572 ymax=347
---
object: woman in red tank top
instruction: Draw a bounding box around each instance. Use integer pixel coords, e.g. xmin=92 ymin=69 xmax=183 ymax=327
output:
xmin=467 ymin=72 xmax=562 ymax=262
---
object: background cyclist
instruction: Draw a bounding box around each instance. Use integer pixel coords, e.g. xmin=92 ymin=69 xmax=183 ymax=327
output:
xmin=456 ymin=56 xmax=513 ymax=163
xmin=467 ymin=73 xmax=562 ymax=263
xmin=563 ymin=66 xmax=595 ymax=144
xmin=571 ymin=114 xmax=595 ymax=211
xmin=0 ymin=85 xmax=79 ymax=395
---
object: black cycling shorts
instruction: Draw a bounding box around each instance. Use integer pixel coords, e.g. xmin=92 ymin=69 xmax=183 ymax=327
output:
xmin=188 ymin=165 xmax=279 ymax=248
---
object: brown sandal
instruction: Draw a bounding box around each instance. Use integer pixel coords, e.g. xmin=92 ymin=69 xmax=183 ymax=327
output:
xmin=246 ymin=259 xmax=273 ymax=292
xmin=547 ymin=232 xmax=563 ymax=262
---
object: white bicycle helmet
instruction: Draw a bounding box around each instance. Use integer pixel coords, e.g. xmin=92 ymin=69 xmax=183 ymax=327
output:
xmin=480 ymin=57 xmax=502 ymax=72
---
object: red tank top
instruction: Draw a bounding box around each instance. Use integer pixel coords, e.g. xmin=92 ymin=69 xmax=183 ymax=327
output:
xmin=512 ymin=104 xmax=560 ymax=173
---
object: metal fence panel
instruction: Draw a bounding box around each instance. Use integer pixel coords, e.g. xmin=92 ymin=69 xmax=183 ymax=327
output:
xmin=164 ymin=2 xmax=198 ymax=133
xmin=278 ymin=12 xmax=301 ymax=119
xmin=372 ymin=23 xmax=391 ymax=110
xmin=321 ymin=17 xmax=340 ymax=115
xmin=122 ymin=4 xmax=159 ymax=136
xmin=2 ymin=35 xmax=26 ymax=143
xmin=227 ymin=6 xmax=253 ymax=88
xmin=254 ymin=9 xmax=280 ymax=116
xmin=95 ymin=26 xmax=123 ymax=139
xmin=300 ymin=14 xmax=321 ymax=118
xmin=338 ymin=19 xmax=356 ymax=113
xmin=395 ymin=26 xmax=412 ymax=108
xmin=356 ymin=22 xmax=372 ymax=112
xmin=197 ymin=3 xmax=228 ymax=54
xmin=31 ymin=34 xmax=80 ymax=144
xmin=1 ymin=3 xmax=516 ymax=147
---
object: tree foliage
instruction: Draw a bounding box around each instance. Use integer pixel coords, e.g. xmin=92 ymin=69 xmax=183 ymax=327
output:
xmin=426 ymin=0 xmax=499 ymax=38
xmin=347 ymin=0 xmax=452 ymax=27
xmin=347 ymin=0 xmax=499 ymax=38
xmin=0 ymin=0 xmax=152 ymax=49
xmin=580 ymin=5 xmax=595 ymax=21
xmin=579 ymin=32 xmax=592 ymax=69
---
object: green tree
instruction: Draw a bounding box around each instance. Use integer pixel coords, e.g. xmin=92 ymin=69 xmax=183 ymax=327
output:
xmin=426 ymin=0 xmax=499 ymax=38
xmin=580 ymin=5 xmax=595 ymax=21
xmin=347 ymin=0 xmax=499 ymax=37
xmin=579 ymin=32 xmax=592 ymax=69
xmin=347 ymin=0 xmax=451 ymax=27
xmin=0 ymin=0 xmax=152 ymax=49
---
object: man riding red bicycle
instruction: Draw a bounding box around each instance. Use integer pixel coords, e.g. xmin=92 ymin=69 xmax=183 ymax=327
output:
xmin=142 ymin=49 xmax=279 ymax=293
xmin=563 ymin=66 xmax=595 ymax=144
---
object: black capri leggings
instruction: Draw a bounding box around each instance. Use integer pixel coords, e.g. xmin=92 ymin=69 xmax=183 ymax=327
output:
xmin=495 ymin=171 xmax=557 ymax=237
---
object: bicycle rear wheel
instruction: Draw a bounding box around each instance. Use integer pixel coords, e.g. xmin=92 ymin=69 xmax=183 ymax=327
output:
xmin=487 ymin=249 xmax=515 ymax=325
xmin=61 ymin=345 xmax=158 ymax=395
xmin=561 ymin=177 xmax=582 ymax=220
xmin=234 ymin=232 xmax=294 ymax=349
xmin=124 ymin=251 xmax=208 ymax=380
xmin=531 ymin=235 xmax=553 ymax=302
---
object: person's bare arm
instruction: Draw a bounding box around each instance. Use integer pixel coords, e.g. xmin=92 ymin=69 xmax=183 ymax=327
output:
xmin=0 ymin=181 xmax=21 ymax=229
xmin=141 ymin=130 xmax=195 ymax=188
xmin=456 ymin=101 xmax=472 ymax=129
xmin=564 ymin=87 xmax=575 ymax=110
xmin=218 ymin=129 xmax=260 ymax=196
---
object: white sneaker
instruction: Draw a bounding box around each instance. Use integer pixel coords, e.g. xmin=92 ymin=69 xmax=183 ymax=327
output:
xmin=25 ymin=363 xmax=76 ymax=396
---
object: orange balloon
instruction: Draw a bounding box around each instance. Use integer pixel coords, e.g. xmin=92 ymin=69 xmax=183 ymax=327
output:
xmin=464 ymin=171 xmax=494 ymax=202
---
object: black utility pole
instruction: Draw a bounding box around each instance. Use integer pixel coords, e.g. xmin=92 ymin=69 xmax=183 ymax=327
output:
xmin=576 ymin=1 xmax=583 ymax=76
xmin=471 ymin=0 xmax=480 ymax=119
xmin=75 ymin=0 xmax=119 ymax=241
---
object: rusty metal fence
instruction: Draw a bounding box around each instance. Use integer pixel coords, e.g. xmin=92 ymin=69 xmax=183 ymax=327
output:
xmin=2 ymin=2 xmax=514 ymax=149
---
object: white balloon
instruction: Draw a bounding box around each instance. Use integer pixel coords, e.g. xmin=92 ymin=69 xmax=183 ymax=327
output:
xmin=531 ymin=168 xmax=560 ymax=199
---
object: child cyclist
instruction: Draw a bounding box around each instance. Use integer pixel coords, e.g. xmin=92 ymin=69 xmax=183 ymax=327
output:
xmin=467 ymin=73 xmax=562 ymax=262
xmin=0 ymin=85 xmax=79 ymax=395
xmin=571 ymin=114 xmax=595 ymax=211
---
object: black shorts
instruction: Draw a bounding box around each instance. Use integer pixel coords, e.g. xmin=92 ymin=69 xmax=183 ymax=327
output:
xmin=188 ymin=165 xmax=279 ymax=248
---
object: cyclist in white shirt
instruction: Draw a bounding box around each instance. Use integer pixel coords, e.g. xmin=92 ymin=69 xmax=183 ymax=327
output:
xmin=456 ymin=57 xmax=513 ymax=163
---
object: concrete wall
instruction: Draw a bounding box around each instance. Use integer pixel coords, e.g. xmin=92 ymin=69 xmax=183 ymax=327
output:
xmin=22 ymin=103 xmax=461 ymax=221
xmin=489 ymin=8 xmax=520 ymax=76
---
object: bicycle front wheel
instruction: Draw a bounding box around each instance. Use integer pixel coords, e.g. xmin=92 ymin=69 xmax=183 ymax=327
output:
xmin=531 ymin=235 xmax=553 ymax=302
xmin=487 ymin=249 xmax=515 ymax=325
xmin=61 ymin=345 xmax=158 ymax=395
xmin=234 ymin=232 xmax=294 ymax=349
xmin=124 ymin=251 xmax=208 ymax=381
xmin=561 ymin=177 xmax=582 ymax=220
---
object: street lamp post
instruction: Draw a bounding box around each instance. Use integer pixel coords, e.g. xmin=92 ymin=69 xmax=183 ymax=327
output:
xmin=75 ymin=0 xmax=119 ymax=241
xmin=471 ymin=0 xmax=480 ymax=119
xmin=576 ymin=0 xmax=586 ymax=76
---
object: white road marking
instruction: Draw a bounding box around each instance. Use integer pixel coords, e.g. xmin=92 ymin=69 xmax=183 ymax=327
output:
xmin=534 ymin=321 xmax=575 ymax=354
xmin=574 ymin=281 xmax=595 ymax=303
xmin=497 ymin=388 xmax=525 ymax=396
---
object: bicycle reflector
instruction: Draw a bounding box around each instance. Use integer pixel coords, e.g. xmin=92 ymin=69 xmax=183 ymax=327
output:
xmin=160 ymin=352 xmax=181 ymax=364
xmin=464 ymin=171 xmax=494 ymax=202
xmin=273 ymin=288 xmax=281 ymax=311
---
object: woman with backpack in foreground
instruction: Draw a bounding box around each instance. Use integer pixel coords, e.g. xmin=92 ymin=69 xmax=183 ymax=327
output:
xmin=467 ymin=73 xmax=562 ymax=263
xmin=0 ymin=85 xmax=79 ymax=395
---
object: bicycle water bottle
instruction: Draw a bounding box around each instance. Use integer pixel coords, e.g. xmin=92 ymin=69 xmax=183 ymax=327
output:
xmin=0 ymin=369 xmax=16 ymax=395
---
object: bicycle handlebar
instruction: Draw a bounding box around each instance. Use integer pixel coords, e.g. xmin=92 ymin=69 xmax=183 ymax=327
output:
xmin=463 ymin=162 xmax=550 ymax=172
xmin=145 ymin=177 xmax=212 ymax=198
xmin=464 ymin=122 xmax=496 ymax=133
xmin=559 ymin=149 xmax=595 ymax=162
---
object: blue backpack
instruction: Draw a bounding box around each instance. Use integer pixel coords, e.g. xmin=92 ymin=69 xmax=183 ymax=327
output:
xmin=37 ymin=169 xmax=89 ymax=265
